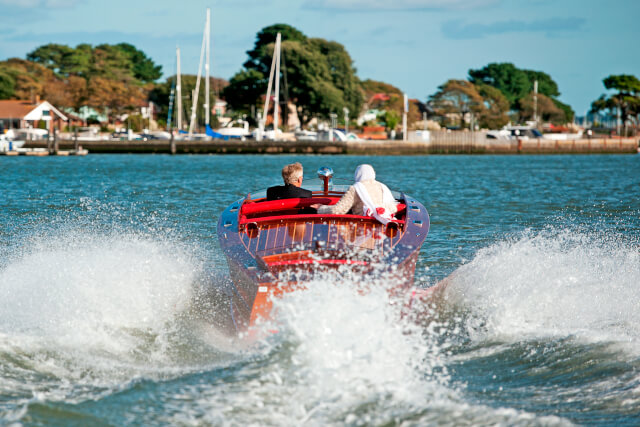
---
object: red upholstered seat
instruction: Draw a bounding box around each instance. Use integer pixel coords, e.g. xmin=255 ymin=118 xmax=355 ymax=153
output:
xmin=241 ymin=198 xmax=407 ymax=217
xmin=240 ymin=197 xmax=336 ymax=216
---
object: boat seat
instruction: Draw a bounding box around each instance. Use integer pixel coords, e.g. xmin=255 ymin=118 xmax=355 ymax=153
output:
xmin=241 ymin=197 xmax=336 ymax=217
xmin=240 ymin=197 xmax=408 ymax=221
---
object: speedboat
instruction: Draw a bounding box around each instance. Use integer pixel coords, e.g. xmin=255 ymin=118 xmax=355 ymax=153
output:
xmin=215 ymin=167 xmax=430 ymax=336
xmin=213 ymin=119 xmax=251 ymax=139
xmin=0 ymin=130 xmax=26 ymax=153
xmin=486 ymin=125 xmax=543 ymax=140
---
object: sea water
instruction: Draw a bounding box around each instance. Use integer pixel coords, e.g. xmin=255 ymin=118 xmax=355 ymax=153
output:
xmin=0 ymin=154 xmax=638 ymax=425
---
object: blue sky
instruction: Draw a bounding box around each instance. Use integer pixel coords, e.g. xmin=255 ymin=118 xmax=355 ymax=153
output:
xmin=1 ymin=0 xmax=638 ymax=115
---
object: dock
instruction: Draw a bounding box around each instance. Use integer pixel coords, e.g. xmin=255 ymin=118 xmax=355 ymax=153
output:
xmin=17 ymin=137 xmax=638 ymax=155
xmin=0 ymin=148 xmax=88 ymax=156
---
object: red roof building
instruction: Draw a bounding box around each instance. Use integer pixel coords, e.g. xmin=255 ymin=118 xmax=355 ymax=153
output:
xmin=0 ymin=98 xmax=68 ymax=133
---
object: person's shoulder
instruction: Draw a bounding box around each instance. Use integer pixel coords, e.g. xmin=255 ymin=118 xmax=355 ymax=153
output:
xmin=378 ymin=181 xmax=392 ymax=191
xmin=297 ymin=186 xmax=313 ymax=198
xmin=266 ymin=185 xmax=284 ymax=200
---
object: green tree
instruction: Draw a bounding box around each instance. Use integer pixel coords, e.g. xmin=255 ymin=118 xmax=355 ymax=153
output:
xmin=86 ymin=77 xmax=148 ymax=119
xmin=552 ymin=99 xmax=574 ymax=123
xmin=361 ymin=79 xmax=403 ymax=98
xmin=227 ymin=24 xmax=363 ymax=124
xmin=519 ymin=93 xmax=566 ymax=124
xmin=469 ymin=62 xmax=573 ymax=123
xmin=381 ymin=110 xmax=400 ymax=130
xmin=0 ymin=59 xmax=55 ymax=101
xmin=61 ymin=43 xmax=92 ymax=77
xmin=279 ymin=39 xmax=342 ymax=122
xmin=604 ymin=74 xmax=640 ymax=94
xmin=92 ymin=44 xmax=137 ymax=81
xmin=468 ymin=63 xmax=530 ymax=108
xmin=523 ymin=70 xmax=560 ymax=98
xmin=591 ymin=74 xmax=640 ymax=135
xmin=114 ymin=43 xmax=162 ymax=82
xmin=26 ymin=43 xmax=74 ymax=75
xmin=0 ymin=68 xmax=16 ymax=98
xmin=222 ymin=69 xmax=267 ymax=116
xmin=27 ymin=42 xmax=162 ymax=83
xmin=244 ymin=24 xmax=307 ymax=73
xmin=429 ymin=79 xmax=484 ymax=129
xmin=308 ymin=38 xmax=364 ymax=117
xmin=476 ymin=84 xmax=509 ymax=129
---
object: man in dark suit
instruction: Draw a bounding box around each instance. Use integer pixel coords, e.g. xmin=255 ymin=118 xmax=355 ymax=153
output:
xmin=267 ymin=162 xmax=313 ymax=200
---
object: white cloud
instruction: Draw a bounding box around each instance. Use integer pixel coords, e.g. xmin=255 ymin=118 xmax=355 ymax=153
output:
xmin=303 ymin=0 xmax=499 ymax=10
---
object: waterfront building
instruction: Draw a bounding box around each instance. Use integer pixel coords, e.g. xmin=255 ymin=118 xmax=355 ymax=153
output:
xmin=0 ymin=98 xmax=68 ymax=134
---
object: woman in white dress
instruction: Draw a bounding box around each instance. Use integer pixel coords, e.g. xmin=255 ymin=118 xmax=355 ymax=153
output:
xmin=315 ymin=164 xmax=397 ymax=224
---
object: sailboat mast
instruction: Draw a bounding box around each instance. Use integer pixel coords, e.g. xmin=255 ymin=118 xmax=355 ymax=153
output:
xmin=188 ymin=12 xmax=208 ymax=139
xmin=533 ymin=79 xmax=538 ymax=126
xmin=261 ymin=38 xmax=278 ymax=137
xmin=167 ymin=69 xmax=175 ymax=130
xmin=176 ymin=47 xmax=182 ymax=131
xmin=205 ymin=7 xmax=210 ymax=127
xmin=273 ymin=33 xmax=281 ymax=136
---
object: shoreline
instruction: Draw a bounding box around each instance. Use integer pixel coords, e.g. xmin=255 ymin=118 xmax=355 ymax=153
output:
xmin=19 ymin=137 xmax=638 ymax=155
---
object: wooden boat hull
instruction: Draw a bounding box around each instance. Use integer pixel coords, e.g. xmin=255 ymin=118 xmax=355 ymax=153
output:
xmin=216 ymin=193 xmax=430 ymax=336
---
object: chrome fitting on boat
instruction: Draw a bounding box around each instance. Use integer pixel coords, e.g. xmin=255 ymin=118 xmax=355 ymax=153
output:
xmin=317 ymin=166 xmax=333 ymax=195
xmin=317 ymin=166 xmax=333 ymax=178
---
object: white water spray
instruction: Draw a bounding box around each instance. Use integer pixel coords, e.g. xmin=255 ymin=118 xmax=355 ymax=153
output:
xmin=0 ymin=231 xmax=203 ymax=382
xmin=442 ymin=229 xmax=640 ymax=350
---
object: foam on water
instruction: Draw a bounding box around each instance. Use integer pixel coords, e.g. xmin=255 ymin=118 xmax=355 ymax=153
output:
xmin=172 ymin=271 xmax=570 ymax=426
xmin=442 ymin=227 xmax=640 ymax=349
xmin=0 ymin=229 xmax=212 ymax=396
xmin=2 ymin=223 xmax=623 ymax=425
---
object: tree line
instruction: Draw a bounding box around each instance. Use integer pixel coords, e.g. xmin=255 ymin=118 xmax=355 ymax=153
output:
xmin=0 ymin=24 xmax=638 ymax=134
xmin=429 ymin=63 xmax=575 ymax=130
xmin=591 ymin=75 xmax=640 ymax=135
xmin=0 ymin=42 xmax=160 ymax=121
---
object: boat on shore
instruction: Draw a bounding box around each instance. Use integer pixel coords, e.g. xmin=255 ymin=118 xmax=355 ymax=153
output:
xmin=0 ymin=128 xmax=41 ymax=152
xmin=215 ymin=167 xmax=430 ymax=336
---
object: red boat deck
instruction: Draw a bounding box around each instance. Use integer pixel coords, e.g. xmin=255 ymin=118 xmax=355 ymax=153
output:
xmin=216 ymin=190 xmax=429 ymax=335
xmin=237 ymin=196 xmax=407 ymax=266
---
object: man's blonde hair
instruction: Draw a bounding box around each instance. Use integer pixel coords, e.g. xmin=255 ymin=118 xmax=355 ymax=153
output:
xmin=282 ymin=162 xmax=303 ymax=185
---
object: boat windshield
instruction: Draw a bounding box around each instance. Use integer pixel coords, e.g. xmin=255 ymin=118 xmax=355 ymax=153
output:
xmin=247 ymin=177 xmax=402 ymax=200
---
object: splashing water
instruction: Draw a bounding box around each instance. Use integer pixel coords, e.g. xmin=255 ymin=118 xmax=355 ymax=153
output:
xmin=2 ymin=154 xmax=639 ymax=424
xmin=0 ymin=228 xmax=588 ymax=425
xmin=162 ymin=270 xmax=569 ymax=426
xmin=441 ymin=228 xmax=640 ymax=349
xmin=1 ymin=223 xmax=637 ymax=424
xmin=0 ymin=229 xmax=213 ymax=405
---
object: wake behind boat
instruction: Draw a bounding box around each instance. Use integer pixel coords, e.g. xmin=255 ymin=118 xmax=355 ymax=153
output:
xmin=215 ymin=167 xmax=430 ymax=336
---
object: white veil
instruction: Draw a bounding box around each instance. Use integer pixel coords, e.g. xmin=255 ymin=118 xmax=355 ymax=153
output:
xmin=352 ymin=164 xmax=395 ymax=225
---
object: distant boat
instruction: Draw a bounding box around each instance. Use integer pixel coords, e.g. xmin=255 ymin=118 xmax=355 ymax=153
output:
xmin=213 ymin=119 xmax=251 ymax=139
xmin=0 ymin=132 xmax=21 ymax=152
xmin=6 ymin=128 xmax=47 ymax=142
xmin=294 ymin=129 xmax=317 ymax=141
xmin=487 ymin=125 xmax=543 ymax=140
xmin=294 ymin=128 xmax=361 ymax=142
xmin=110 ymin=129 xmax=141 ymax=141
xmin=62 ymin=127 xmax=108 ymax=141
